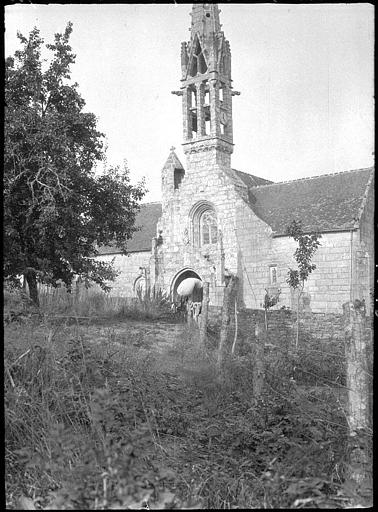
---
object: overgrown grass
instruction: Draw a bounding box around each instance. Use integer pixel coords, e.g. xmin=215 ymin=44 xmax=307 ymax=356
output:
xmin=4 ymin=284 xmax=176 ymax=324
xmin=4 ymin=288 xmax=372 ymax=509
xmin=5 ymin=317 xmax=189 ymax=509
xmin=115 ymin=286 xmax=176 ymax=322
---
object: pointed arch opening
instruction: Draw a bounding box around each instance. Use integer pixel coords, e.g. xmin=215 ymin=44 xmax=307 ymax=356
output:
xmin=171 ymin=268 xmax=203 ymax=303
xmin=189 ymin=38 xmax=208 ymax=76
xmin=189 ymin=201 xmax=218 ymax=247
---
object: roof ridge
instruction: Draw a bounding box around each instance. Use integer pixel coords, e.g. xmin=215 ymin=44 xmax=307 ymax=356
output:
xmin=140 ymin=201 xmax=162 ymax=206
xmin=252 ymin=167 xmax=374 ymax=188
xmin=232 ymin=168 xmax=271 ymax=179
xmin=232 ymin=168 xmax=252 ymax=176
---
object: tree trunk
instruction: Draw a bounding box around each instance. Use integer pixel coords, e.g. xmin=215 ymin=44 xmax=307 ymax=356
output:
xmin=253 ymin=321 xmax=265 ymax=399
xmin=217 ymin=275 xmax=238 ymax=375
xmin=25 ymin=270 xmax=39 ymax=307
xmin=199 ymin=282 xmax=209 ymax=346
xmin=296 ymin=288 xmax=300 ymax=349
xmin=343 ymin=300 xmax=371 ymax=486
xmin=293 ymin=286 xmax=303 ymax=381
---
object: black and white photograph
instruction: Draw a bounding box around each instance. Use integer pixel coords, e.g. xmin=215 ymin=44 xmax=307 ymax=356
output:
xmin=4 ymin=2 xmax=374 ymax=509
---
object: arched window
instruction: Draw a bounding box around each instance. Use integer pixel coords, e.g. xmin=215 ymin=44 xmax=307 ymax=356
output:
xmin=200 ymin=210 xmax=218 ymax=245
xmin=189 ymin=201 xmax=218 ymax=247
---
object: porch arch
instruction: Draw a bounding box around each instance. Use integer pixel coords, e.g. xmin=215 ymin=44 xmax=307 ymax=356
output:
xmin=171 ymin=268 xmax=203 ymax=303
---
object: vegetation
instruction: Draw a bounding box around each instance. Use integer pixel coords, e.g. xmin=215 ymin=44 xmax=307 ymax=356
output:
xmin=4 ymin=24 xmax=145 ymax=305
xmin=5 ymin=287 xmax=372 ymax=509
xmin=286 ymin=220 xmax=322 ymax=349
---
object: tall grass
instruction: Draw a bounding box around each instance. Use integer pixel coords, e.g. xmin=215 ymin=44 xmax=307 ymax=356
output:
xmin=116 ymin=285 xmax=174 ymax=321
xmin=4 ymin=282 xmax=176 ymax=322
xmin=5 ymin=315 xmax=186 ymax=509
xmin=4 ymin=286 xmax=372 ymax=509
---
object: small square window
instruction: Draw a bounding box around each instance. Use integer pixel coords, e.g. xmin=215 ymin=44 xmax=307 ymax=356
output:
xmin=269 ymin=265 xmax=278 ymax=285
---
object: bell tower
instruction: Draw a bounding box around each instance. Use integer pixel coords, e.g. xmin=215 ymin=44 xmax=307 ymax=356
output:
xmin=172 ymin=3 xmax=239 ymax=168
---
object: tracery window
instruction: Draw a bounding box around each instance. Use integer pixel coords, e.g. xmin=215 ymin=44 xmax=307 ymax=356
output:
xmin=200 ymin=210 xmax=218 ymax=245
xmin=189 ymin=201 xmax=218 ymax=247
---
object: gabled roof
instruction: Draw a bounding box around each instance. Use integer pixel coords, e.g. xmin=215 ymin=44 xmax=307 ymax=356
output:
xmin=97 ymin=202 xmax=162 ymax=255
xmin=162 ymin=147 xmax=184 ymax=170
xmin=232 ymin=169 xmax=273 ymax=188
xmin=247 ymin=167 xmax=374 ymax=236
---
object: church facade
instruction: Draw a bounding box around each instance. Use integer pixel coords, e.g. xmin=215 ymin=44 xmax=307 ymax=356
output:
xmin=97 ymin=4 xmax=374 ymax=314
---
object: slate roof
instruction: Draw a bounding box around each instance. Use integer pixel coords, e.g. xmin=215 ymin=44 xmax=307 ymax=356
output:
xmin=97 ymin=167 xmax=373 ymax=254
xmin=247 ymin=167 xmax=374 ymax=236
xmin=97 ymin=202 xmax=162 ymax=255
xmin=232 ymin=169 xmax=273 ymax=188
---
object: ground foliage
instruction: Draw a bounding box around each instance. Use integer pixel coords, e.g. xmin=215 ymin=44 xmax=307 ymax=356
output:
xmin=4 ymin=290 xmax=372 ymax=509
xmin=4 ymin=24 xmax=145 ymax=304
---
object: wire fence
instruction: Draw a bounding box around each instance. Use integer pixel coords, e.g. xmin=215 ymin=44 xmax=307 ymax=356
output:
xmin=206 ymin=293 xmax=374 ymax=436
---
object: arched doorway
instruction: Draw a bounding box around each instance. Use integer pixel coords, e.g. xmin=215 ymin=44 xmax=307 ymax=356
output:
xmin=171 ymin=268 xmax=203 ymax=304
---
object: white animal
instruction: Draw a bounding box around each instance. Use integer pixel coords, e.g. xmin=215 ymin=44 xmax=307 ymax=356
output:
xmin=177 ymin=278 xmax=203 ymax=297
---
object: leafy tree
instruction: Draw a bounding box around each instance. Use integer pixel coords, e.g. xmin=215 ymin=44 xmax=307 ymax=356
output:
xmin=4 ymin=23 xmax=145 ymax=305
xmin=286 ymin=220 xmax=321 ymax=349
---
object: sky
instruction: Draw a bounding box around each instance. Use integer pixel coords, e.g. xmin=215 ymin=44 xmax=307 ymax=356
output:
xmin=5 ymin=3 xmax=374 ymax=202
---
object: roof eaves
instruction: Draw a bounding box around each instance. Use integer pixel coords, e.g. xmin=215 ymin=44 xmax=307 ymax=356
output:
xmin=353 ymin=168 xmax=374 ymax=228
xmin=272 ymin=226 xmax=358 ymax=238
xmin=255 ymin=167 xmax=374 ymax=189
xmin=103 ymin=248 xmax=152 ymax=255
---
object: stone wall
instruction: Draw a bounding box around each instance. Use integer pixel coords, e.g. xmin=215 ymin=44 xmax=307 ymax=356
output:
xmin=96 ymin=206 xmax=364 ymax=314
xmin=96 ymin=251 xmax=152 ymax=297
xmin=209 ymin=305 xmax=372 ymax=352
xmin=156 ymin=145 xmax=250 ymax=306
xmin=234 ymin=203 xmax=354 ymax=313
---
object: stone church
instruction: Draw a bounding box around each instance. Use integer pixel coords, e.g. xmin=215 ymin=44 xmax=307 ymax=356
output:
xmin=97 ymin=3 xmax=374 ymax=315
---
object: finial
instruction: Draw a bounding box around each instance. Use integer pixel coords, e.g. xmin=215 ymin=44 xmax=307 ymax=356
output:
xmin=170 ymin=146 xmax=176 ymax=152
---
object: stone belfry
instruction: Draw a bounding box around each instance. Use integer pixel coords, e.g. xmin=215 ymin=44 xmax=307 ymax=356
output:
xmin=173 ymin=3 xmax=237 ymax=168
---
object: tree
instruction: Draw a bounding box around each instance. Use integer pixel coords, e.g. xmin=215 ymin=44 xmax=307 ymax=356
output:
xmin=4 ymin=24 xmax=145 ymax=305
xmin=286 ymin=220 xmax=321 ymax=349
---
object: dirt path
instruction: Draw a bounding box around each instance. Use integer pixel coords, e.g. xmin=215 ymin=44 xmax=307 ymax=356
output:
xmin=83 ymin=319 xmax=185 ymax=348
xmin=76 ymin=319 xmax=192 ymax=374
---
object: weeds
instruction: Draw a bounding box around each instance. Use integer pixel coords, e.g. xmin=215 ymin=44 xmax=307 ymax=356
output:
xmin=3 ymin=283 xmax=178 ymax=324
xmin=4 ymin=287 xmax=372 ymax=509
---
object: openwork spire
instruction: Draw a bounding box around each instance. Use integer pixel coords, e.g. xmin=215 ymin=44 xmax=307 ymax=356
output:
xmin=173 ymin=3 xmax=238 ymax=163
xmin=190 ymin=3 xmax=222 ymax=39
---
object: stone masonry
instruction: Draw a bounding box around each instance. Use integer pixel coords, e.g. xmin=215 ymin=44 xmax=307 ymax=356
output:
xmin=96 ymin=4 xmax=374 ymax=316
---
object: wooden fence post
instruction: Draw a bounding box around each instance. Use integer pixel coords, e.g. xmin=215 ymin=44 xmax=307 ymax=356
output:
xmin=231 ymin=299 xmax=238 ymax=355
xmin=199 ymin=282 xmax=209 ymax=346
xmin=253 ymin=320 xmax=265 ymax=399
xmin=343 ymin=299 xmax=371 ymax=486
xmin=217 ymin=275 xmax=238 ymax=375
xmin=186 ymin=299 xmax=192 ymax=325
